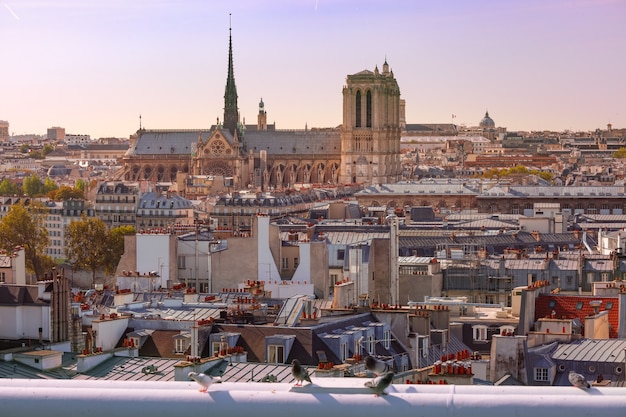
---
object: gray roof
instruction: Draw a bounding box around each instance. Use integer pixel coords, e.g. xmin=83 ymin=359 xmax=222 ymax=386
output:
xmin=244 ymin=129 xmax=340 ymax=156
xmin=128 ymin=130 xmax=209 ymax=156
xmin=324 ymin=231 xmax=389 ymax=245
xmin=552 ymin=339 xmax=626 ymax=364
xmin=357 ymin=180 xmax=480 ymax=196
xmin=138 ymin=192 xmax=193 ymax=209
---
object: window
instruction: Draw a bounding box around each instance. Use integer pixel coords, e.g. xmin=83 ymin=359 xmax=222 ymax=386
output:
xmin=366 ymin=90 xmax=372 ymax=128
xmin=472 ymin=325 xmax=488 ymax=342
xmin=177 ymin=256 xmax=186 ymax=269
xmin=175 ymin=339 xmax=186 ymax=354
xmin=337 ymin=249 xmax=345 ymax=261
xmin=281 ymin=258 xmax=289 ymax=270
xmin=267 ymin=345 xmax=285 ymax=364
xmin=340 ymin=342 xmax=349 ymax=362
xmin=355 ymin=91 xmax=362 ymax=128
xmin=534 ymin=368 xmax=549 ymax=382
xmin=383 ymin=330 xmax=391 ymax=349
xmin=212 ymin=342 xmax=223 ymax=356
xmin=367 ymin=335 xmax=375 ymax=354
xmin=294 ymin=257 xmax=299 ymax=269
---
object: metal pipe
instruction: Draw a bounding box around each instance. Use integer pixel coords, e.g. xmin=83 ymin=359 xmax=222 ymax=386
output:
xmin=1 ymin=378 xmax=625 ymax=417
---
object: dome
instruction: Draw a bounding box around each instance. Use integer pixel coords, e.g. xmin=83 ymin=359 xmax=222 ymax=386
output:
xmin=479 ymin=111 xmax=495 ymax=128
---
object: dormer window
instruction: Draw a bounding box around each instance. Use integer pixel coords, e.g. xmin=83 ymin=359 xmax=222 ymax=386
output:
xmin=383 ymin=330 xmax=391 ymax=349
xmin=267 ymin=345 xmax=285 ymax=364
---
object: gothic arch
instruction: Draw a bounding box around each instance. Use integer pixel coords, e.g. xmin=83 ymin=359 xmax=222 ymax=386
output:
xmin=169 ymin=166 xmax=178 ymax=181
xmin=329 ymin=162 xmax=340 ymax=184
xmin=143 ymin=165 xmax=153 ymax=180
xmin=298 ymin=164 xmax=312 ymax=183
xmin=202 ymin=160 xmax=233 ymax=177
xmin=286 ymin=163 xmax=298 ymax=187
xmin=270 ymin=164 xmax=285 ymax=188
xmin=355 ymin=90 xmax=362 ymax=128
xmin=156 ymin=165 xmax=166 ymax=181
xmin=314 ymin=163 xmax=325 ymax=183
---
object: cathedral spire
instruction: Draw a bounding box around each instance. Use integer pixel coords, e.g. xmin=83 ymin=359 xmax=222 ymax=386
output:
xmin=223 ymin=14 xmax=239 ymax=136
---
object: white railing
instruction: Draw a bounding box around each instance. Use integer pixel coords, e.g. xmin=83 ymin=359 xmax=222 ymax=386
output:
xmin=1 ymin=378 xmax=625 ymax=417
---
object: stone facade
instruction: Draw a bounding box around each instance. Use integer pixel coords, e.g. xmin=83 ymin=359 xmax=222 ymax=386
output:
xmin=121 ymin=31 xmax=402 ymax=191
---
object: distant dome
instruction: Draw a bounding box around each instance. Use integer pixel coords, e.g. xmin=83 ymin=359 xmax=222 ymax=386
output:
xmin=479 ymin=111 xmax=495 ymax=128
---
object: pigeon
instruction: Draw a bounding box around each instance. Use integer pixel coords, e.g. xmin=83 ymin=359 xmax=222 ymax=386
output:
xmin=291 ymin=359 xmax=312 ymax=386
xmin=188 ymin=371 xmax=222 ymax=392
xmin=568 ymin=371 xmax=590 ymax=389
xmin=365 ymin=372 xmax=394 ymax=397
xmin=365 ymin=355 xmax=390 ymax=376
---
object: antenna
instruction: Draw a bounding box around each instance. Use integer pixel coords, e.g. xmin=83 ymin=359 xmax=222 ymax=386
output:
xmin=139 ymin=114 xmax=142 ymax=130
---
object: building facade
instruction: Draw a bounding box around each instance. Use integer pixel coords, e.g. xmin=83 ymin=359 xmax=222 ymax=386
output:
xmin=121 ymin=30 xmax=403 ymax=190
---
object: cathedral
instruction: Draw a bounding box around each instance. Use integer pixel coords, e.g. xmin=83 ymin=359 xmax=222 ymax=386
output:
xmin=121 ymin=28 xmax=403 ymax=190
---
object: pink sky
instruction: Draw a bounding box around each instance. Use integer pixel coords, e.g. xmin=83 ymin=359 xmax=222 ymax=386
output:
xmin=1 ymin=0 xmax=625 ymax=138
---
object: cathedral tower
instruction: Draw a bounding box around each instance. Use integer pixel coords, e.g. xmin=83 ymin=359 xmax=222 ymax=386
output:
xmin=339 ymin=60 xmax=402 ymax=185
xmin=257 ymin=98 xmax=267 ymax=130
xmin=223 ymin=23 xmax=239 ymax=136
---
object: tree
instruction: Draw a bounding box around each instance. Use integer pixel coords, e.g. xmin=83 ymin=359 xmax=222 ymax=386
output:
xmin=0 ymin=178 xmax=20 ymax=195
xmin=613 ymin=148 xmax=626 ymax=158
xmin=43 ymin=177 xmax=58 ymax=194
xmin=103 ymin=225 xmax=135 ymax=276
xmin=42 ymin=143 xmax=55 ymax=156
xmin=65 ymin=215 xmax=109 ymax=286
xmin=23 ymin=174 xmax=43 ymax=196
xmin=0 ymin=202 xmax=53 ymax=279
xmin=47 ymin=185 xmax=84 ymax=201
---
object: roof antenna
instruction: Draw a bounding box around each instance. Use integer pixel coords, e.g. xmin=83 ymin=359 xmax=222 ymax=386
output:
xmin=139 ymin=114 xmax=142 ymax=130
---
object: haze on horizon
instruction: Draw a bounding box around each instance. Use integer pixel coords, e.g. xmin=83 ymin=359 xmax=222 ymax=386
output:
xmin=1 ymin=0 xmax=625 ymax=139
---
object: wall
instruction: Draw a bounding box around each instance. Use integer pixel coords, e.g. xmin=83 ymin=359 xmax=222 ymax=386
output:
xmin=92 ymin=317 xmax=130 ymax=351
xmin=489 ymin=335 xmax=527 ymax=384
xmin=370 ymin=238 xmax=392 ymax=305
xmin=399 ymin=272 xmax=443 ymax=304
xmin=136 ymin=233 xmax=176 ymax=289
xmin=585 ymin=311 xmax=610 ymax=339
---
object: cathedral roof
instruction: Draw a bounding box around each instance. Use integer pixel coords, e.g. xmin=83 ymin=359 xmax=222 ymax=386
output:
xmin=352 ymin=69 xmax=374 ymax=76
xmin=128 ymin=130 xmax=211 ymax=156
xmin=244 ymin=129 xmax=341 ymax=156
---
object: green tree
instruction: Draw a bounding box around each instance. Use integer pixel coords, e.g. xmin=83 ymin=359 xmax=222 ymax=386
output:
xmin=75 ymin=179 xmax=87 ymax=192
xmin=103 ymin=225 xmax=135 ymax=276
xmin=23 ymin=174 xmax=43 ymax=196
xmin=0 ymin=178 xmax=20 ymax=195
xmin=42 ymin=143 xmax=55 ymax=156
xmin=65 ymin=215 xmax=109 ymax=285
xmin=43 ymin=177 xmax=58 ymax=194
xmin=613 ymin=148 xmax=626 ymax=158
xmin=0 ymin=202 xmax=53 ymax=279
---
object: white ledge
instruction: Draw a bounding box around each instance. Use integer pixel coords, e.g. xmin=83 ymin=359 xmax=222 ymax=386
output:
xmin=1 ymin=378 xmax=625 ymax=417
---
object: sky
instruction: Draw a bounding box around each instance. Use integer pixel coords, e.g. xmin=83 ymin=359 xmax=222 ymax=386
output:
xmin=2 ymin=0 xmax=625 ymax=138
